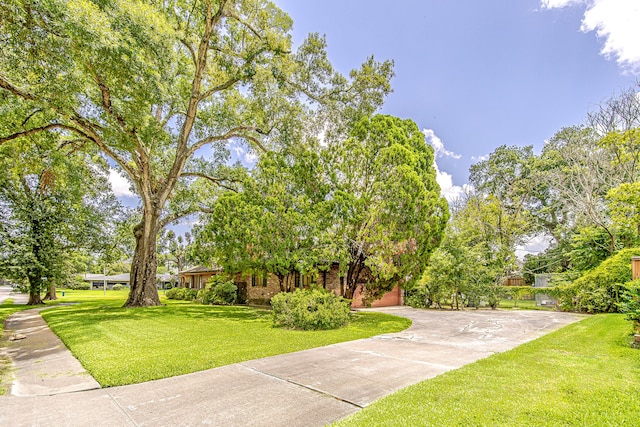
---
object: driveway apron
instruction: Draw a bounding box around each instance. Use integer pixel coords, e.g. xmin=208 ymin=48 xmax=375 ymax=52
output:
xmin=0 ymin=306 xmax=583 ymax=426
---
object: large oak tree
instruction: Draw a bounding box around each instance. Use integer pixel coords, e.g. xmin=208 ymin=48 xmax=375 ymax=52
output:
xmin=0 ymin=0 xmax=393 ymax=306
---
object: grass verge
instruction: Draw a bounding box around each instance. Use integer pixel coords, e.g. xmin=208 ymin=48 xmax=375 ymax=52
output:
xmin=41 ymin=290 xmax=411 ymax=387
xmin=333 ymin=314 xmax=640 ymax=426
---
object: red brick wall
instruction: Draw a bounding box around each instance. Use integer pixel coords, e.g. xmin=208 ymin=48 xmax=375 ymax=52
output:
xmin=351 ymin=284 xmax=402 ymax=308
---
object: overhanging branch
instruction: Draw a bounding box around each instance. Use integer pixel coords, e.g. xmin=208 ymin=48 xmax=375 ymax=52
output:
xmin=0 ymin=75 xmax=36 ymax=101
xmin=188 ymin=126 xmax=267 ymax=157
xmin=180 ymin=172 xmax=241 ymax=192
xmin=0 ymin=124 xmax=81 ymax=144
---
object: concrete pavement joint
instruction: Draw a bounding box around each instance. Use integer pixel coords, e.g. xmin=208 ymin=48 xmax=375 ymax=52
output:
xmin=241 ymin=364 xmax=365 ymax=409
xmin=105 ymin=389 xmax=142 ymax=426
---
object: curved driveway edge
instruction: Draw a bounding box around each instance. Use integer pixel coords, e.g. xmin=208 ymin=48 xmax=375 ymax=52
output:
xmin=0 ymin=307 xmax=584 ymax=427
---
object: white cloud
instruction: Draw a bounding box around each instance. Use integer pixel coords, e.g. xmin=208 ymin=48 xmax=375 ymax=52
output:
xmin=433 ymin=160 xmax=472 ymax=202
xmin=541 ymin=0 xmax=583 ymax=7
xmin=244 ymin=152 xmax=258 ymax=165
xmin=231 ymin=144 xmax=245 ymax=157
xmin=542 ymin=0 xmax=640 ymax=73
xmin=515 ymin=234 xmax=551 ymax=260
xmin=471 ymin=154 xmax=490 ymax=163
xmin=423 ymin=129 xmax=461 ymax=159
xmin=108 ymin=169 xmax=135 ymax=198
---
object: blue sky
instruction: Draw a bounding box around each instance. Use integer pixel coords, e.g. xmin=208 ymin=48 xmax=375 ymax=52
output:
xmin=272 ymin=0 xmax=640 ymax=200
xmin=110 ymin=0 xmax=640 ymax=241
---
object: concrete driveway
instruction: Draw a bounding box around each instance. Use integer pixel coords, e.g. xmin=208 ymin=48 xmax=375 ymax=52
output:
xmin=0 ymin=307 xmax=583 ymax=426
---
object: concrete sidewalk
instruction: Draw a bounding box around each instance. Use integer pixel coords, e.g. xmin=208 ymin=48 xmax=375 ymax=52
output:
xmin=2 ymin=307 xmax=101 ymax=396
xmin=0 ymin=286 xmax=29 ymax=305
xmin=0 ymin=306 xmax=584 ymax=426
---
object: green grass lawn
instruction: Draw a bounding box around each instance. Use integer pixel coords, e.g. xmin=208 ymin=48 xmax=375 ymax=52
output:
xmin=334 ymin=314 xmax=640 ymax=427
xmin=498 ymin=299 xmax=553 ymax=310
xmin=41 ymin=290 xmax=411 ymax=387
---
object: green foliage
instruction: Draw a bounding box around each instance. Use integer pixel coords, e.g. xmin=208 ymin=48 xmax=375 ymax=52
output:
xmin=557 ymin=248 xmax=640 ymax=313
xmin=0 ymin=136 xmax=120 ymax=303
xmin=271 ymin=289 xmax=351 ymax=330
xmin=620 ymin=280 xmax=640 ymax=333
xmin=328 ymin=115 xmax=449 ymax=298
xmin=111 ymin=284 xmax=124 ymax=291
xmin=164 ymin=287 xmax=179 ymax=299
xmin=607 ymin=182 xmax=640 ymax=248
xmin=196 ymin=114 xmax=448 ymax=300
xmin=66 ymin=280 xmax=91 ymax=291
xmin=569 ymin=226 xmax=624 ymax=272
xmin=196 ymin=278 xmax=237 ymax=305
xmin=0 ymin=0 xmax=394 ymax=307
xmin=165 ymin=287 xmax=197 ymax=301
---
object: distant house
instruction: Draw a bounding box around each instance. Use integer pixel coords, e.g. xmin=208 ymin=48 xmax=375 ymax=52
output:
xmin=177 ymin=264 xmax=403 ymax=308
xmin=83 ymin=273 xmax=130 ymax=290
xmin=179 ymin=265 xmax=223 ymax=289
xmin=82 ymin=273 xmax=176 ymax=290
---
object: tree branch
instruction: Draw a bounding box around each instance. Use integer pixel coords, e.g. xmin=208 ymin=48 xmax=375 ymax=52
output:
xmin=90 ymin=68 xmax=138 ymax=141
xmin=180 ymin=172 xmax=240 ymax=192
xmin=0 ymin=75 xmax=36 ymax=101
xmin=0 ymin=124 xmax=79 ymax=144
xmin=225 ymin=11 xmax=264 ymax=40
xmin=159 ymin=210 xmax=195 ymax=229
xmin=188 ymin=126 xmax=267 ymax=157
xmin=198 ymin=75 xmax=242 ymax=100
xmin=69 ymin=114 xmax=138 ymax=181
xmin=180 ymin=38 xmax=198 ymax=67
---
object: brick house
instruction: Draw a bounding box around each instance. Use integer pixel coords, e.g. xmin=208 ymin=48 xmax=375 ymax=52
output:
xmin=177 ymin=264 xmax=402 ymax=308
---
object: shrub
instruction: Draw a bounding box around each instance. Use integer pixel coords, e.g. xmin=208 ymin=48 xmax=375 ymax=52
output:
xmin=67 ymin=279 xmax=90 ymax=290
xmin=112 ymin=284 xmax=124 ymax=291
xmin=195 ymin=276 xmax=237 ymax=305
xmin=165 ymin=287 xmax=179 ymax=299
xmin=404 ymin=286 xmax=431 ymax=309
xmin=211 ymin=281 xmax=237 ymax=304
xmin=557 ymin=248 xmax=640 ymax=313
xmin=271 ymin=288 xmax=351 ymax=330
xmin=184 ymin=288 xmax=197 ymax=300
xmin=165 ymin=287 xmax=197 ymax=301
xmin=620 ymin=279 xmax=640 ymax=333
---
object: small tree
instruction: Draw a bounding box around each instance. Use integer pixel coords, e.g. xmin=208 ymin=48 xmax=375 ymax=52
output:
xmin=326 ymin=115 xmax=449 ymax=300
xmin=620 ymin=280 xmax=640 ymax=334
xmin=0 ymin=136 xmax=118 ymax=304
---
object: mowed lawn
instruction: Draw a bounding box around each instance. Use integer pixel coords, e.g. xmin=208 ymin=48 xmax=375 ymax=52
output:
xmin=334 ymin=314 xmax=640 ymax=426
xmin=40 ymin=290 xmax=411 ymax=387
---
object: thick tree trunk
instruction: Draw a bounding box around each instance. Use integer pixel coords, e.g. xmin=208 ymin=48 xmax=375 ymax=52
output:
xmin=124 ymin=217 xmax=162 ymax=307
xmin=43 ymin=283 xmax=57 ymax=301
xmin=27 ymin=277 xmax=44 ymax=305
